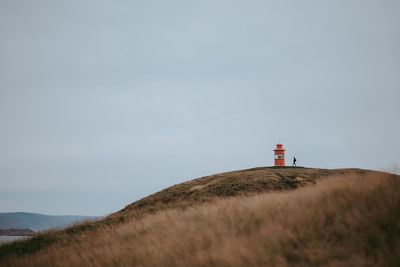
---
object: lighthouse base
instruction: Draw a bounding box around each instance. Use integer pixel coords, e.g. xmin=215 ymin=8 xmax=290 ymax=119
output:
xmin=272 ymin=166 xmax=304 ymax=169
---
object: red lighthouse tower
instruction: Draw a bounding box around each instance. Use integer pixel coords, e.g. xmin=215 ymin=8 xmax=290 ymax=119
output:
xmin=274 ymin=144 xmax=285 ymax=166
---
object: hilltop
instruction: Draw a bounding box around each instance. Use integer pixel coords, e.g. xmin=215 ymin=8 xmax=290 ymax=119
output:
xmin=0 ymin=167 xmax=399 ymax=266
xmin=112 ymin=167 xmax=366 ymax=219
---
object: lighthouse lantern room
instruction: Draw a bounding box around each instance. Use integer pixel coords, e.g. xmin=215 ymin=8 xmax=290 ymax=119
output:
xmin=274 ymin=144 xmax=285 ymax=166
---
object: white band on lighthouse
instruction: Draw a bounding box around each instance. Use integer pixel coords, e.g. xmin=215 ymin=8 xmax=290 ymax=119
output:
xmin=274 ymin=155 xmax=284 ymax=159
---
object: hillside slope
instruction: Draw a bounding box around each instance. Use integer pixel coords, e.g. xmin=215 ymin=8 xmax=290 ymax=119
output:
xmin=1 ymin=167 xmax=398 ymax=266
xmin=113 ymin=167 xmax=366 ymax=219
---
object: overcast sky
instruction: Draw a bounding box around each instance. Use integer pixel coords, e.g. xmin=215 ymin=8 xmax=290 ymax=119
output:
xmin=1 ymin=0 xmax=399 ymax=216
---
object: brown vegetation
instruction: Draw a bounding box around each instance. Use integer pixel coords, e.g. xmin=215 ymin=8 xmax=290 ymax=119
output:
xmin=114 ymin=167 xmax=367 ymax=218
xmin=1 ymin=168 xmax=399 ymax=266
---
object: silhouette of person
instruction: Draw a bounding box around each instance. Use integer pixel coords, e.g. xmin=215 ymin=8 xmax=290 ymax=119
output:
xmin=293 ymin=156 xmax=297 ymax=167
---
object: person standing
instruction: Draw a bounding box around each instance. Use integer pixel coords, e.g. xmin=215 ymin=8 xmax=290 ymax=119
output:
xmin=293 ymin=156 xmax=297 ymax=167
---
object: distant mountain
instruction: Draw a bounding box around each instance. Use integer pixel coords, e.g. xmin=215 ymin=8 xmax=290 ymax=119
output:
xmin=0 ymin=212 xmax=97 ymax=232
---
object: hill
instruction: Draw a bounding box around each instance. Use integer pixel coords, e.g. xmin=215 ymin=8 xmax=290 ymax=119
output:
xmin=0 ymin=212 xmax=96 ymax=232
xmin=113 ymin=167 xmax=366 ymax=218
xmin=0 ymin=167 xmax=399 ymax=266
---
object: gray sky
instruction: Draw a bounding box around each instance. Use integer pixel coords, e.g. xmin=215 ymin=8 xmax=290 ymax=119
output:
xmin=1 ymin=0 xmax=399 ymax=216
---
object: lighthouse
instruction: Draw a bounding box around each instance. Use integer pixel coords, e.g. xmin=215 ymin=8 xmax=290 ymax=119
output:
xmin=274 ymin=144 xmax=285 ymax=166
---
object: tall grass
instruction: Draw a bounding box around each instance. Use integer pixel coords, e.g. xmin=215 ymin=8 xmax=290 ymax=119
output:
xmin=2 ymin=172 xmax=399 ymax=266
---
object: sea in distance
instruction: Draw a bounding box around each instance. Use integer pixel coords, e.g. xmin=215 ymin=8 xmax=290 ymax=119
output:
xmin=0 ymin=235 xmax=29 ymax=244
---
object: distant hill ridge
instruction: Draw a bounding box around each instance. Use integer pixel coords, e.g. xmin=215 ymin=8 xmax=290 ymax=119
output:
xmin=0 ymin=229 xmax=35 ymax=236
xmin=0 ymin=212 xmax=96 ymax=232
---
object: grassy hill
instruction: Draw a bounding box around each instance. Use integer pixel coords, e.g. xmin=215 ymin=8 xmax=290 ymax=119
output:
xmin=113 ymin=167 xmax=366 ymax=218
xmin=0 ymin=167 xmax=399 ymax=266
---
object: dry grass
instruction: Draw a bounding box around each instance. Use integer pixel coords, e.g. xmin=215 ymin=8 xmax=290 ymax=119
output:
xmin=114 ymin=167 xmax=366 ymax=218
xmin=2 ymin=167 xmax=351 ymax=260
xmin=1 ymin=170 xmax=399 ymax=266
